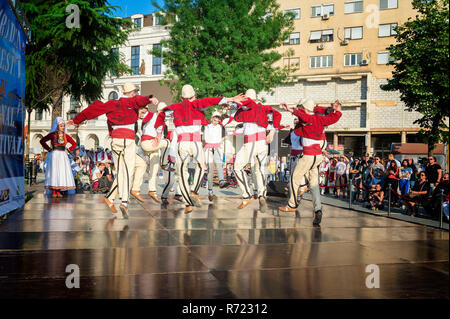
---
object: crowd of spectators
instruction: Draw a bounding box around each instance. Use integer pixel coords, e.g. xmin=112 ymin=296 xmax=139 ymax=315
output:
xmin=33 ymin=145 xmax=115 ymax=193
xmin=266 ymin=152 xmax=448 ymax=221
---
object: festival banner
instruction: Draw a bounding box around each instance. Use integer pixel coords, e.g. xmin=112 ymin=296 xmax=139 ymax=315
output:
xmin=0 ymin=0 xmax=26 ymax=216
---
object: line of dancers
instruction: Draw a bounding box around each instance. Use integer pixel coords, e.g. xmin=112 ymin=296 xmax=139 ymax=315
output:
xmin=40 ymin=81 xmax=343 ymax=226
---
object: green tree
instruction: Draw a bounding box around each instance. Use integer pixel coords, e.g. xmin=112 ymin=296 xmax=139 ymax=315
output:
xmin=22 ymin=0 xmax=134 ymax=124
xmin=381 ymin=0 xmax=449 ymax=155
xmin=151 ymin=0 xmax=295 ymax=115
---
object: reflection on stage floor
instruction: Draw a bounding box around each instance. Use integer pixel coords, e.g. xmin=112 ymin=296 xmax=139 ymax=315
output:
xmin=0 ymin=193 xmax=448 ymax=298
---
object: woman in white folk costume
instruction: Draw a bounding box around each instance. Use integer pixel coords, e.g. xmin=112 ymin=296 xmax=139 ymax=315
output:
xmin=203 ymin=110 xmax=233 ymax=201
xmin=40 ymin=117 xmax=78 ymax=197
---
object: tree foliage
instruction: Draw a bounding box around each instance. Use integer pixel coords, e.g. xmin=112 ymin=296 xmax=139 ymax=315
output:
xmin=22 ymin=0 xmax=134 ymax=121
xmin=152 ymin=0 xmax=295 ymax=107
xmin=381 ymin=0 xmax=449 ymax=152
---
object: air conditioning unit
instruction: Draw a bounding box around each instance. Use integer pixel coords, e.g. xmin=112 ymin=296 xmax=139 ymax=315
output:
xmin=360 ymin=59 xmax=369 ymax=66
xmin=340 ymin=40 xmax=348 ymax=46
xmin=321 ymin=13 xmax=330 ymax=20
xmin=317 ymin=44 xmax=324 ymax=50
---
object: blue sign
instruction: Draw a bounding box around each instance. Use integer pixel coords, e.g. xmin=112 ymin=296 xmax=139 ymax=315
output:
xmin=0 ymin=0 xmax=26 ymax=216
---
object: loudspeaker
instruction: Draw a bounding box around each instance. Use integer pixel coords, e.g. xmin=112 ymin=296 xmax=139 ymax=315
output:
xmin=267 ymin=181 xmax=288 ymax=197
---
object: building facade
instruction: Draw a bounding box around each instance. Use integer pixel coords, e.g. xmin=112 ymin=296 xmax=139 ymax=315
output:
xmin=262 ymin=0 xmax=422 ymax=157
xmin=27 ymin=12 xmax=172 ymax=154
xmin=28 ymin=1 xmax=423 ymax=158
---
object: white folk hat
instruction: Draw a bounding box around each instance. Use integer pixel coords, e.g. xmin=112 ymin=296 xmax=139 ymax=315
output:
xmin=297 ymin=98 xmax=306 ymax=106
xmin=123 ymin=82 xmax=138 ymax=93
xmin=181 ymin=84 xmax=195 ymax=99
xmin=157 ymin=102 xmax=167 ymax=111
xmin=212 ymin=111 xmax=222 ymax=118
xmin=245 ymin=89 xmax=257 ymax=100
xmin=302 ymin=99 xmax=315 ymax=112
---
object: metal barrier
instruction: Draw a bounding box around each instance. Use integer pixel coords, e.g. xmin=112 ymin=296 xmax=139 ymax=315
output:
xmin=346 ymin=177 xmax=447 ymax=230
xmin=25 ymin=161 xmax=38 ymax=185
xmin=387 ymin=184 xmax=392 ymax=217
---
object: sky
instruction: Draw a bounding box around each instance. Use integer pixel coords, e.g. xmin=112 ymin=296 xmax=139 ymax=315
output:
xmin=107 ymin=0 xmax=165 ymax=17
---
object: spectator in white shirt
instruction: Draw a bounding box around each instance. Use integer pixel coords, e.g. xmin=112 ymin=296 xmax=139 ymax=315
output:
xmin=386 ymin=153 xmax=401 ymax=170
xmin=335 ymin=155 xmax=349 ymax=198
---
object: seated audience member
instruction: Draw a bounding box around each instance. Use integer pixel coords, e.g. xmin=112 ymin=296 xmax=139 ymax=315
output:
xmin=92 ymin=162 xmax=106 ymax=190
xmin=424 ymin=173 xmax=449 ymax=220
xmin=402 ymin=171 xmax=431 ymax=216
xmin=103 ymin=160 xmax=114 ymax=187
xmin=368 ymin=183 xmax=384 ymax=210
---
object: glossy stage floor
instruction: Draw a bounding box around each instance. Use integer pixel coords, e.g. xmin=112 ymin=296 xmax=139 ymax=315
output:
xmin=0 ymin=193 xmax=448 ymax=299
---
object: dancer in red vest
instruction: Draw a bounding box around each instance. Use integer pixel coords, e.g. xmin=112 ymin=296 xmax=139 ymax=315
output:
xmin=156 ymin=84 xmax=245 ymax=214
xmin=40 ymin=117 xmax=77 ymax=197
xmin=67 ymin=82 xmax=158 ymax=218
xmin=279 ymin=99 xmax=342 ymax=226
xmin=231 ymin=89 xmax=284 ymax=212
xmin=131 ymin=102 xmax=170 ymax=203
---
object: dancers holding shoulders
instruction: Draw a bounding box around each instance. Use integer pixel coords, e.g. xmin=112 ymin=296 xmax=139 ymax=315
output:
xmin=59 ymin=81 xmax=343 ymax=222
xmin=155 ymin=84 xmax=246 ymax=213
xmin=67 ymin=82 xmax=159 ymax=218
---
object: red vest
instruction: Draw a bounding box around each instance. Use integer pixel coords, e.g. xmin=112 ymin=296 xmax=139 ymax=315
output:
xmin=162 ymin=97 xmax=223 ymax=127
xmin=40 ymin=132 xmax=77 ymax=152
xmin=234 ymin=100 xmax=273 ymax=128
xmin=73 ymin=95 xmax=151 ymax=139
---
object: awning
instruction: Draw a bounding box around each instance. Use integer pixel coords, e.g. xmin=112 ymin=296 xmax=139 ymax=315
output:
xmin=310 ymin=31 xmax=322 ymax=41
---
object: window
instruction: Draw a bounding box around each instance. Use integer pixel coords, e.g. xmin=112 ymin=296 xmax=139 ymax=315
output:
xmin=345 ymin=1 xmax=363 ymax=13
xmin=108 ymin=91 xmax=118 ymax=100
xmin=310 ymin=55 xmax=333 ymax=68
xmin=35 ymin=109 xmax=43 ymax=121
xmin=283 ymin=57 xmax=300 ymax=69
xmin=110 ymin=48 xmax=119 ymax=77
xmin=133 ymin=18 xmax=142 ymax=27
xmin=311 ymin=4 xmax=334 ymax=17
xmin=67 ymin=98 xmax=80 ymax=120
xmin=309 ymin=29 xmax=334 ymax=42
xmin=378 ymin=23 xmax=397 ymax=37
xmin=344 ymin=26 xmax=363 ymax=40
xmin=380 ymin=0 xmax=398 ymax=9
xmin=284 ymin=32 xmax=300 ymax=45
xmin=131 ymin=46 xmax=140 ymax=75
xmin=152 ymin=44 xmax=162 ymax=75
xmin=154 ymin=14 xmax=163 ymax=25
xmin=284 ymin=8 xmax=301 ymax=20
xmin=377 ymin=51 xmax=391 ymax=64
xmin=344 ymin=53 xmax=362 ymax=66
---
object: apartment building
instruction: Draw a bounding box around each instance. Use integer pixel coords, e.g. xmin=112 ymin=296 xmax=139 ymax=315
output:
xmin=261 ymin=0 xmax=422 ymax=156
